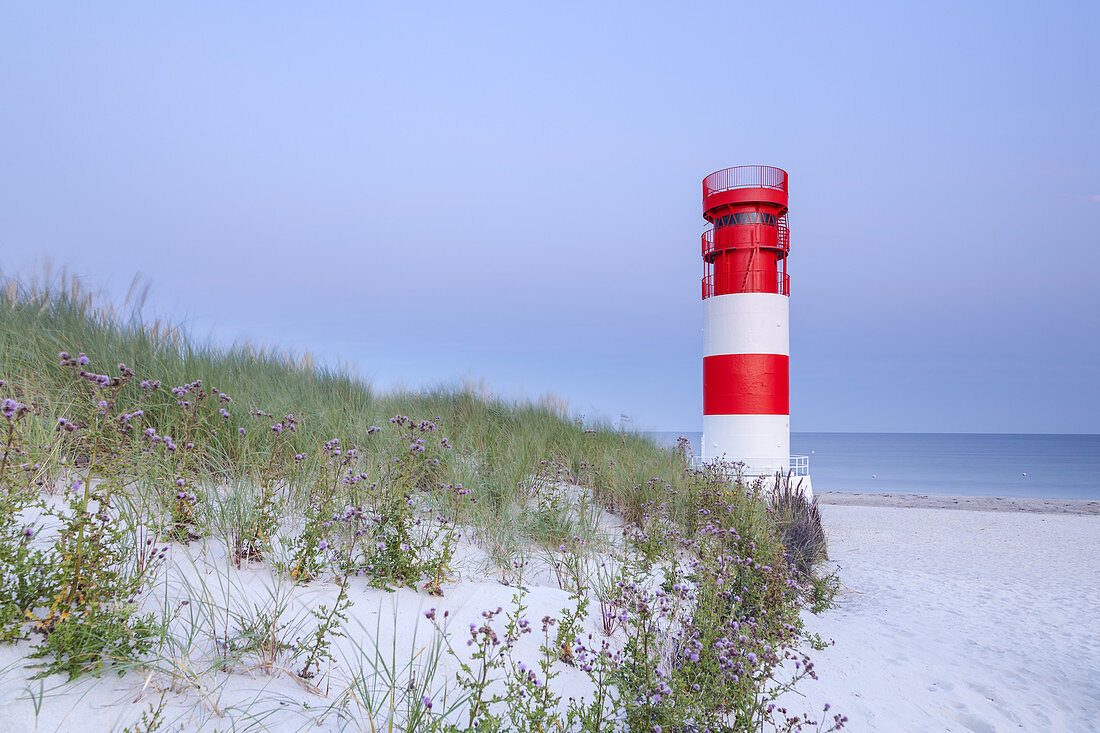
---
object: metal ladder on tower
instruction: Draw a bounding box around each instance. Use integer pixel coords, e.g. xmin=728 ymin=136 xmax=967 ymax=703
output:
xmin=739 ymin=247 xmax=756 ymax=293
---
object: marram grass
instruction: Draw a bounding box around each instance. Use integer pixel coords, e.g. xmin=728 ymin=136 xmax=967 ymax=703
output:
xmin=0 ymin=273 xmax=692 ymax=530
xmin=0 ymin=272 xmax=842 ymax=731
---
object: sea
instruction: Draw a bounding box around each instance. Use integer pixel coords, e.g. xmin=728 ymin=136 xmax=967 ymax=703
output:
xmin=646 ymin=432 xmax=1100 ymax=500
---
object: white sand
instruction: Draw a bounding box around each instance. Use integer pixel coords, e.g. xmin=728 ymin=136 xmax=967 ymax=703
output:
xmin=0 ymin=534 xmax=604 ymax=732
xmin=780 ymin=504 xmax=1100 ymax=731
xmin=2 ymin=499 xmax=1097 ymax=730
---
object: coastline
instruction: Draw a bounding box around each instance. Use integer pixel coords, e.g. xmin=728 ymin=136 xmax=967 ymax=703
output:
xmin=817 ymin=490 xmax=1100 ymax=515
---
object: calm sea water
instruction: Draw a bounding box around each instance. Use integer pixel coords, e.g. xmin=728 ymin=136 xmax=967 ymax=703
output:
xmin=647 ymin=432 xmax=1100 ymax=500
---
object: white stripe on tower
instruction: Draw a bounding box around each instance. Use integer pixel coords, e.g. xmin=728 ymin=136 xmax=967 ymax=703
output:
xmin=703 ymin=293 xmax=789 ymax=358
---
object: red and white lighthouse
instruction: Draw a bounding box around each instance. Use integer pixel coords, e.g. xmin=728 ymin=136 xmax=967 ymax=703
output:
xmin=700 ymin=165 xmax=792 ymax=477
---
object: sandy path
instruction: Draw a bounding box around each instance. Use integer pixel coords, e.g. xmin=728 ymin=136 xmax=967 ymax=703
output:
xmin=783 ymin=504 xmax=1100 ymax=731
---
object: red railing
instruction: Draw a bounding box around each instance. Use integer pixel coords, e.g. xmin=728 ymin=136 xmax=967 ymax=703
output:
xmin=702 ymin=272 xmax=790 ymax=298
xmin=701 ymin=220 xmax=790 ymax=258
xmin=703 ymin=165 xmax=788 ymax=199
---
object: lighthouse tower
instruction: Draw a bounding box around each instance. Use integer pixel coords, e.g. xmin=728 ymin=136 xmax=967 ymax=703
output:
xmin=700 ymin=165 xmax=794 ymax=479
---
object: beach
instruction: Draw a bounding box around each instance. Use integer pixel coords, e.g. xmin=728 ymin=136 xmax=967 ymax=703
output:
xmin=780 ymin=498 xmax=1100 ymax=731
xmin=0 ymin=490 xmax=1097 ymax=730
xmin=818 ymin=490 xmax=1100 ymax=515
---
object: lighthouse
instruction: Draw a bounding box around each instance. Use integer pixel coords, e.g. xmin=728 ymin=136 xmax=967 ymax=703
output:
xmin=700 ymin=165 xmax=804 ymax=482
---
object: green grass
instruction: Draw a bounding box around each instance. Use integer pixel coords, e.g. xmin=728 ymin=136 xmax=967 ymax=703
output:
xmin=0 ymin=271 xmax=840 ymax=731
xmin=0 ymin=272 xmax=693 ymax=541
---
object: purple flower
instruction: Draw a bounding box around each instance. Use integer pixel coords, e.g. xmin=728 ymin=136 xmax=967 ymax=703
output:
xmin=238 ymin=428 xmax=246 ymax=436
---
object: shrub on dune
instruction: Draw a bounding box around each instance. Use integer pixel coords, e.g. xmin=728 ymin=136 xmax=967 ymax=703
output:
xmin=768 ymin=470 xmax=828 ymax=576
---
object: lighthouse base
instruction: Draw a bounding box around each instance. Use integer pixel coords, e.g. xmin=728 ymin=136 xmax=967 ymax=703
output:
xmin=738 ymin=468 xmax=813 ymax=499
xmin=690 ymin=450 xmax=812 ymax=499
xmin=701 ymin=414 xmax=789 ymax=476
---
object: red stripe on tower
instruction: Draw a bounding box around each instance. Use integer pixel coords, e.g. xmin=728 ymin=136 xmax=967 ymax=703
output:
xmin=702 ymin=354 xmax=789 ymax=415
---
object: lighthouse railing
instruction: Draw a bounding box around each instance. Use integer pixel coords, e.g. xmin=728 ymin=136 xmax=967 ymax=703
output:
xmin=702 ymin=272 xmax=790 ymax=298
xmin=701 ymin=227 xmax=789 ymax=258
xmin=703 ymin=165 xmax=788 ymax=197
xmin=789 ymin=455 xmax=810 ymax=476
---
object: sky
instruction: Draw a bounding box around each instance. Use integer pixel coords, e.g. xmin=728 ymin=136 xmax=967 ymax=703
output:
xmin=2 ymin=1 xmax=1098 ymax=433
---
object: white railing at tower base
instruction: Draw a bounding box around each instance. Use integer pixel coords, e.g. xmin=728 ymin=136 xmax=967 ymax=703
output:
xmin=788 ymin=455 xmax=809 ymax=476
xmin=689 ymin=455 xmax=809 ymax=477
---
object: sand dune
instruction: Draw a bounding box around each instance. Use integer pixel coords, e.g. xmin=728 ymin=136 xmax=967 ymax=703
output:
xmin=2 ymin=496 xmax=1095 ymax=731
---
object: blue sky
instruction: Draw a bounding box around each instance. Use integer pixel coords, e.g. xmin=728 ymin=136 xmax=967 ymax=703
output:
xmin=2 ymin=1 xmax=1098 ymax=433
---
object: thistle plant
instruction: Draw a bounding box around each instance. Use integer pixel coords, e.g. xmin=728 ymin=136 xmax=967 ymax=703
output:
xmin=327 ymin=419 xmax=467 ymax=593
xmin=501 ymin=611 xmax=566 ymax=733
xmin=21 ymin=355 xmax=163 ymax=679
xmin=296 ymin=578 xmax=352 ymax=680
xmin=284 ymin=439 xmax=346 ymax=583
xmin=229 ymin=411 xmax=299 ymax=566
xmin=548 ymin=536 xmax=591 ymax=597
xmin=426 ymin=602 xmax=514 ymax=731
xmin=0 ymin=392 xmax=53 ymax=641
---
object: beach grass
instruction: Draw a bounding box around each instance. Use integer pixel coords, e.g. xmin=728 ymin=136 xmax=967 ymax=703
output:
xmin=0 ymin=273 xmax=691 ymax=532
xmin=0 ymin=271 xmax=840 ymax=732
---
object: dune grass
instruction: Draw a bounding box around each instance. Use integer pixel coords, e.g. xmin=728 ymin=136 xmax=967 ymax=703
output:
xmin=0 ymin=273 xmax=692 ymax=535
xmin=0 ymin=272 xmax=841 ymax=731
